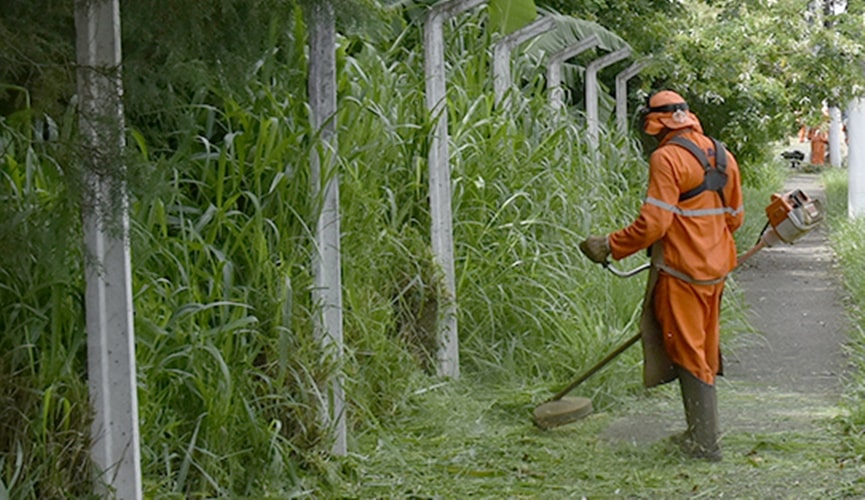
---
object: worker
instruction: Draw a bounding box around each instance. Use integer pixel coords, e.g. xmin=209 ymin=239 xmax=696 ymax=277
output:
xmin=579 ymin=90 xmax=744 ymax=461
xmin=807 ymin=124 xmax=829 ymax=166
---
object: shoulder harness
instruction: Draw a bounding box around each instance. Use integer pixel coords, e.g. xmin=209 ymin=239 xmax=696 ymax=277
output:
xmin=665 ymin=136 xmax=728 ymax=206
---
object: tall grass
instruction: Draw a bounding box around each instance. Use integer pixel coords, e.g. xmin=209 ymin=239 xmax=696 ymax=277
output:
xmin=333 ymin=16 xmax=656 ymax=413
xmin=129 ymin=81 xmax=335 ymax=495
xmin=0 ymin=111 xmax=94 ymax=498
xmin=1 ymin=8 xmax=779 ymax=497
xmin=822 ymin=168 xmax=865 ymax=460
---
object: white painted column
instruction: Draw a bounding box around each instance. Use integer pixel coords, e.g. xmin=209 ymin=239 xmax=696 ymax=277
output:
xmin=585 ymin=47 xmax=630 ymax=145
xmin=829 ymin=105 xmax=842 ymax=167
xmin=307 ymin=0 xmax=346 ymax=455
xmin=615 ymin=60 xmax=648 ymax=137
xmin=424 ymin=0 xmax=486 ymax=379
xmin=74 ymin=0 xmax=142 ymax=498
xmin=547 ymin=35 xmax=599 ymax=111
xmin=492 ymin=16 xmax=555 ymax=108
xmin=848 ymin=98 xmax=865 ymax=217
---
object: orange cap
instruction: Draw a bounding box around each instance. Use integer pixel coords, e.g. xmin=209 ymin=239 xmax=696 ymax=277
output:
xmin=643 ymin=90 xmax=702 ymax=135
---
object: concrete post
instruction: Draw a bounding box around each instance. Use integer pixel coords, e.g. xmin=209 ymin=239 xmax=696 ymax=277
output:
xmin=829 ymin=105 xmax=842 ymax=167
xmin=424 ymin=0 xmax=486 ymax=379
xmin=307 ymin=0 xmax=347 ymax=455
xmin=585 ymin=47 xmax=631 ymax=145
xmin=547 ymin=35 xmax=599 ymax=111
xmin=848 ymin=98 xmax=865 ymax=217
xmin=492 ymin=16 xmax=555 ymax=108
xmin=74 ymin=0 xmax=142 ymax=498
xmin=615 ymin=60 xmax=649 ymax=137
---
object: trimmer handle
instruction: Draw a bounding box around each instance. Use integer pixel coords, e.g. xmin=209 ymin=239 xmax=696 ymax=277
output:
xmin=600 ymin=238 xmax=772 ymax=280
xmin=602 ymin=261 xmax=651 ymax=278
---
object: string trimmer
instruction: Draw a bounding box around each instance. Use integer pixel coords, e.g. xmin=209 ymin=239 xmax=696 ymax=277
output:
xmin=532 ymin=188 xmax=824 ymax=430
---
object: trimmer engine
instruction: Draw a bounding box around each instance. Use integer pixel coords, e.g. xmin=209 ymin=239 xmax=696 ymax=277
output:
xmin=760 ymin=189 xmax=824 ymax=247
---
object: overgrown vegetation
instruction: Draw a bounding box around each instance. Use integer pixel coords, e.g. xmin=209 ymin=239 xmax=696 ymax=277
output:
xmin=823 ymin=169 xmax=865 ymax=465
xmin=1 ymin=0 xmax=862 ymax=497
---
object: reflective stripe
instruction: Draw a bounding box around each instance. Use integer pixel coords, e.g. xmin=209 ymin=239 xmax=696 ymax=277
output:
xmin=645 ymin=197 xmax=743 ymax=217
xmin=649 ymin=240 xmax=728 ymax=286
xmin=728 ymin=204 xmax=745 ymax=216
xmin=656 ymin=263 xmax=726 ymax=285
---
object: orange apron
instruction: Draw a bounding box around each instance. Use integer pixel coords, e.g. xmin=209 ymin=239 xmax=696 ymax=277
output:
xmin=653 ymin=273 xmax=724 ymax=385
xmin=639 ymin=264 xmax=676 ymax=387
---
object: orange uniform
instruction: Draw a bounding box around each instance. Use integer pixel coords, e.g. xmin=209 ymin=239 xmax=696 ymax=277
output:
xmin=807 ymin=127 xmax=828 ymax=165
xmin=608 ymin=127 xmax=744 ymax=384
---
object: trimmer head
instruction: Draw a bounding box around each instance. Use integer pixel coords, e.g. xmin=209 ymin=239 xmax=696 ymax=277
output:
xmin=532 ymin=396 xmax=593 ymax=430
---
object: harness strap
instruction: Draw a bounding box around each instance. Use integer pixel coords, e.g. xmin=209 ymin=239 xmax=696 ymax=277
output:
xmin=667 ymin=136 xmax=727 ymax=206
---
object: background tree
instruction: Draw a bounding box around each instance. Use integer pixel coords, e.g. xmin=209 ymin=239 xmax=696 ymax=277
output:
xmin=533 ymin=0 xmax=865 ymax=166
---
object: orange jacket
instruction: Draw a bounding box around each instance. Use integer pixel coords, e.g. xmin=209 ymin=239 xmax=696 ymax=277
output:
xmin=808 ymin=128 xmax=828 ymax=165
xmin=608 ymin=129 xmax=744 ymax=282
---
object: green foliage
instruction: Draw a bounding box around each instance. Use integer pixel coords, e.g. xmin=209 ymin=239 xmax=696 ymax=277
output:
xmin=519 ymin=14 xmax=630 ymax=112
xmin=527 ymin=14 xmax=630 ymax=58
xmin=541 ymin=0 xmax=865 ymax=169
xmin=126 ymin=74 xmax=369 ymax=494
xmin=537 ymin=0 xmax=677 ymax=54
xmin=633 ymin=2 xmax=792 ymax=165
xmin=0 ymin=113 xmax=93 ymax=499
xmin=821 ymin=168 xmax=865 ymax=464
xmin=0 ymin=1 xmax=76 ymax=119
xmin=120 ymin=0 xmax=307 ymax=152
xmin=489 ymin=0 xmax=538 ymax=35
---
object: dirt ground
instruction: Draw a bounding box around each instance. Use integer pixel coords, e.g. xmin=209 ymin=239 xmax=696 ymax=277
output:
xmin=600 ymin=172 xmax=852 ymax=444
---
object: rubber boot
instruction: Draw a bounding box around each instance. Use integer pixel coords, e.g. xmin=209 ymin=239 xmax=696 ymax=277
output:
xmin=677 ymin=368 xmax=722 ymax=462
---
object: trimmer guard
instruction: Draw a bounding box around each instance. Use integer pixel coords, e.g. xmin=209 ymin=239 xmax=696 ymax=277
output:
xmin=532 ymin=397 xmax=593 ymax=430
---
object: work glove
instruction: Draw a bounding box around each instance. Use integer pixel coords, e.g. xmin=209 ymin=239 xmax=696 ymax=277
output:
xmin=579 ymin=235 xmax=611 ymax=264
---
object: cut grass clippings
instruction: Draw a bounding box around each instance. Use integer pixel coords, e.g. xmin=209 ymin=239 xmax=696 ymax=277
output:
xmin=315 ymin=167 xmax=865 ymax=499
xmin=331 ymin=379 xmax=863 ymax=498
